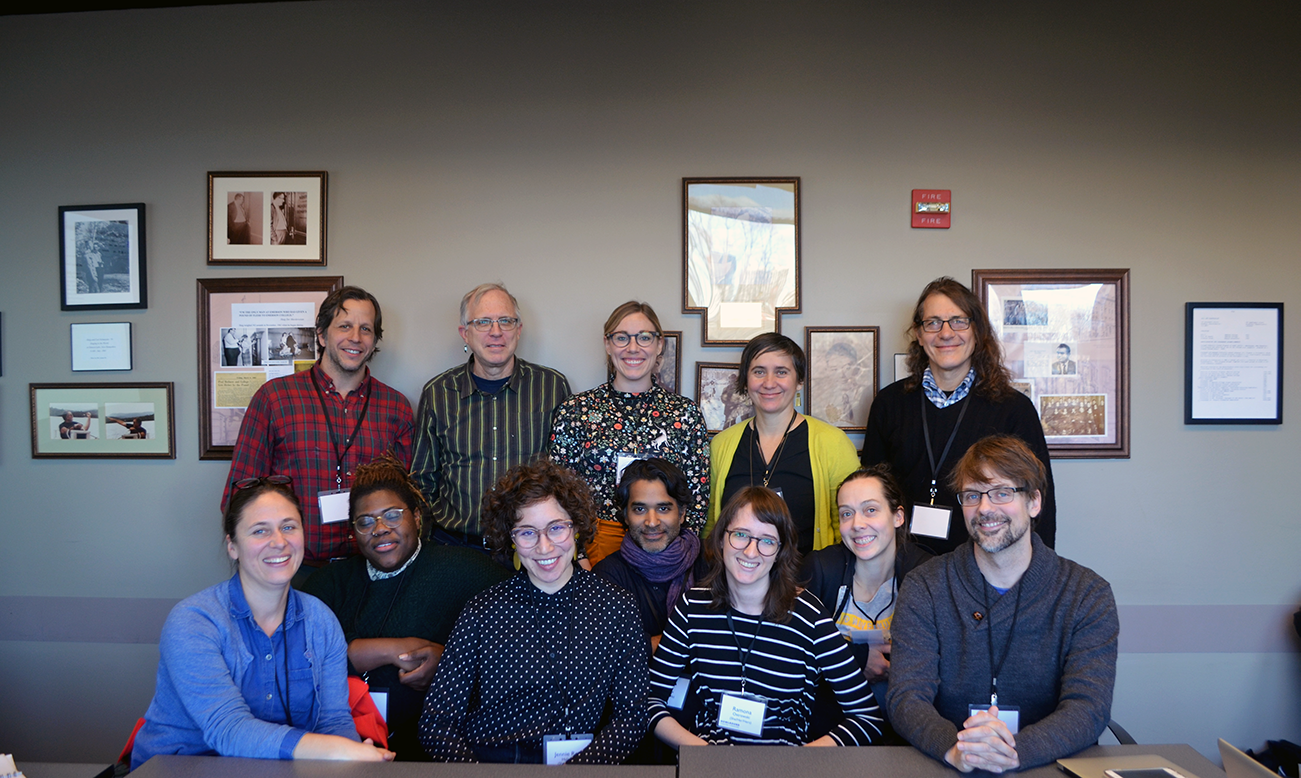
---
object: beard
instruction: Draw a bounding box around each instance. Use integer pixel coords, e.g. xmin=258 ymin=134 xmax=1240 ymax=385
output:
xmin=968 ymin=510 xmax=1028 ymax=555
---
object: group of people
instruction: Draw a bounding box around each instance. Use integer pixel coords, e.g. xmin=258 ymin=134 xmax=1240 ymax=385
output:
xmin=131 ymin=278 xmax=1118 ymax=772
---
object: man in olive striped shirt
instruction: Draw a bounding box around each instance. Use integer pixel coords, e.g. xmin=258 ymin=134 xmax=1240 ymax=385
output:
xmin=411 ymin=283 xmax=571 ymax=549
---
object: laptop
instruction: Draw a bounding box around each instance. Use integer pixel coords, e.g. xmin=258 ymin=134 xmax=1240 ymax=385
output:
xmin=1220 ymin=739 xmax=1278 ymax=778
xmin=1057 ymin=754 xmax=1204 ymax=778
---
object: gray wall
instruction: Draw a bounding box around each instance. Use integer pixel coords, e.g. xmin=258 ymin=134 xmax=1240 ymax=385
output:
xmin=2 ymin=0 xmax=1299 ymax=763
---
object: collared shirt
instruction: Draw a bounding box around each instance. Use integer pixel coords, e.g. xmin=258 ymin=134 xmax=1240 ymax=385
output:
xmin=549 ymin=380 xmax=710 ymax=532
xmin=222 ymin=363 xmax=415 ymax=563
xmin=921 ymin=367 xmax=976 ymax=409
xmin=411 ymin=357 xmax=571 ymax=536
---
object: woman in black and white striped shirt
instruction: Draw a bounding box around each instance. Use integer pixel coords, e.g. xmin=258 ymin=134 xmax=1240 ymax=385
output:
xmin=647 ymin=487 xmax=882 ymax=748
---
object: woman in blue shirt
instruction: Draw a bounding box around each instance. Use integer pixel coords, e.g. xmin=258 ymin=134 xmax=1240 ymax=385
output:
xmin=131 ymin=476 xmax=393 ymax=767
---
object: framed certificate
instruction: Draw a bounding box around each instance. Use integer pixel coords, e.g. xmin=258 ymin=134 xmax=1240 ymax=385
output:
xmin=1185 ymin=303 xmax=1282 ymax=424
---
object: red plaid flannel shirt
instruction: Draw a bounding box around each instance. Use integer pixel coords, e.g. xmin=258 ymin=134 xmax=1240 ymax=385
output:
xmin=222 ymin=364 xmax=414 ymax=563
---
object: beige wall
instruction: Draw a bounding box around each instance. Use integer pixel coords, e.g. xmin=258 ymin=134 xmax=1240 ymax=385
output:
xmin=1 ymin=0 xmax=1298 ymax=762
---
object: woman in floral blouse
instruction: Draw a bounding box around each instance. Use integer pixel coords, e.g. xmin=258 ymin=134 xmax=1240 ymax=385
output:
xmin=550 ymin=301 xmax=710 ymax=565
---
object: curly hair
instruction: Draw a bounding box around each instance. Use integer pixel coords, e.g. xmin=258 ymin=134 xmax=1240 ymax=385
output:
xmin=836 ymin=463 xmax=911 ymax=550
xmin=702 ymin=487 xmax=800 ymax=623
xmin=349 ymin=453 xmax=426 ymax=533
xmin=903 ymin=277 xmax=1013 ymax=400
xmin=480 ymin=459 xmax=599 ymax=563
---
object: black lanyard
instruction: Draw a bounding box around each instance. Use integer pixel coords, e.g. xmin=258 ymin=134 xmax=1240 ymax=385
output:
xmin=838 ymin=576 xmax=896 ymax=627
xmin=726 ymin=610 xmax=764 ymax=695
xmin=311 ymin=368 xmax=371 ymax=489
xmin=920 ymin=391 xmax=970 ymax=505
xmin=982 ymin=580 xmax=1023 ymax=707
xmin=748 ymin=410 xmax=798 ymax=489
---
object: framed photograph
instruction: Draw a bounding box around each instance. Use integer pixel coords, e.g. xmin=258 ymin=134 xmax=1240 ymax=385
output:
xmin=30 ymin=382 xmax=175 ymax=459
xmin=197 ymin=276 xmax=343 ymax=460
xmin=804 ymin=327 xmax=879 ymax=431
xmin=683 ymin=178 xmax=801 ymax=345
xmin=208 ymin=172 xmax=328 ymax=265
xmin=696 ymin=362 xmax=753 ymax=434
xmin=1185 ymin=302 xmax=1283 ymax=424
xmin=59 ymin=203 xmax=147 ymax=310
xmin=974 ymin=268 xmax=1130 ymax=458
xmin=657 ymin=330 xmax=682 ymax=393
xmin=71 ymin=322 xmax=133 ymax=371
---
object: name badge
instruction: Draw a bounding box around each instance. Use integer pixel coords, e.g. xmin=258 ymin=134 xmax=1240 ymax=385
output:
xmin=968 ymin=704 xmax=1020 ymax=734
xmin=368 ymin=689 xmax=388 ymax=721
xmin=911 ymin=504 xmax=952 ymax=539
xmin=543 ymin=733 xmax=593 ymax=765
xmin=666 ymin=676 xmax=690 ymax=710
xmin=718 ymin=692 xmax=766 ymax=736
xmin=318 ymin=489 xmax=351 ymax=524
xmin=615 ymin=453 xmax=643 ymax=484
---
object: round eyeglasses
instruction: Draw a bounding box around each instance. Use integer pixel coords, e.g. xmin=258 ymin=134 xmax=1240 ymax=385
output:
xmin=466 ymin=317 xmax=520 ymax=332
xmin=353 ymin=507 xmax=407 ymax=535
xmin=605 ymin=331 xmax=660 ymax=348
xmin=511 ymin=521 xmax=574 ymax=549
xmin=955 ymin=486 xmax=1028 ymax=507
xmin=726 ymin=530 xmax=780 ymax=557
xmin=232 ymin=474 xmax=293 ymax=490
xmin=920 ymin=316 xmax=972 ymax=333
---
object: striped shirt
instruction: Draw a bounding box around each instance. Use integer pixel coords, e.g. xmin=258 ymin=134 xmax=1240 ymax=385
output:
xmin=411 ymin=357 xmax=571 ymax=536
xmin=648 ymin=588 xmax=882 ymax=746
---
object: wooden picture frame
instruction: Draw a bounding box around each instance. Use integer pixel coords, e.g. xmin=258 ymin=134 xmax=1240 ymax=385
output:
xmin=657 ymin=330 xmax=682 ymax=393
xmin=59 ymin=203 xmax=147 ymax=310
xmin=973 ymin=268 xmax=1130 ymax=458
xmin=31 ymin=382 xmax=175 ymax=459
xmin=197 ymin=276 xmax=344 ymax=459
xmin=695 ymin=361 xmax=752 ymax=434
xmin=208 ymin=171 xmax=328 ymax=265
xmin=804 ymin=326 xmax=879 ymax=432
xmin=1185 ymin=302 xmax=1283 ymax=424
xmin=683 ymin=177 xmax=801 ymax=345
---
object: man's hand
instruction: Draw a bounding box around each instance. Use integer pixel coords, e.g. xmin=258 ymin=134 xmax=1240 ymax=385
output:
xmin=943 ymin=706 xmax=1019 ymax=773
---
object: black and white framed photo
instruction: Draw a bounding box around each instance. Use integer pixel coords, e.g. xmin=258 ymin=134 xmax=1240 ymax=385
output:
xmin=71 ymin=322 xmax=133 ymax=372
xmin=208 ymin=172 xmax=328 ymax=265
xmin=59 ymin=203 xmax=146 ymax=310
xmin=695 ymin=361 xmax=753 ymax=434
xmin=1185 ymin=302 xmax=1283 ymax=424
xmin=804 ymin=326 xmax=879 ymax=431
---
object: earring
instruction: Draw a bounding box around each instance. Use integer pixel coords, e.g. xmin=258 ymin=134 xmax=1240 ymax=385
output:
xmin=464 ymin=345 xmax=469 ymax=353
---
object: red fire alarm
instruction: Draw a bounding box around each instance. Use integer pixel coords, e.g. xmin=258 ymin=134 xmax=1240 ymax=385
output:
xmin=912 ymin=189 xmax=951 ymax=229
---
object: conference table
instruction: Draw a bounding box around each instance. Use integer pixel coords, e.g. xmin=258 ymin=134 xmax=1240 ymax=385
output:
xmin=114 ymin=743 xmax=1225 ymax=778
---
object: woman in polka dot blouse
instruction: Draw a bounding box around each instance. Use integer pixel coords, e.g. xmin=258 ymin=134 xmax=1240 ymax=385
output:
xmin=418 ymin=459 xmax=649 ymax=763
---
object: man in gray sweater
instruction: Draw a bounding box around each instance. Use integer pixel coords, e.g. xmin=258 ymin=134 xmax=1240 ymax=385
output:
xmin=888 ymin=435 xmax=1118 ymax=772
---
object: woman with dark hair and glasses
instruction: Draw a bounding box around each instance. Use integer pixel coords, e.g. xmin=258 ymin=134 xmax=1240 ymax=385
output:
xmin=550 ymin=300 xmax=710 ymax=565
xmin=648 ymin=487 xmax=881 ymax=748
xmin=419 ymin=459 xmax=649 ymax=764
xmin=861 ymin=277 xmax=1056 ymax=556
xmin=302 ymin=455 xmax=511 ymax=760
xmin=131 ymin=476 xmax=394 ymax=768
xmin=705 ymin=332 xmax=860 ymax=555
xmin=800 ymin=465 xmax=934 ymax=743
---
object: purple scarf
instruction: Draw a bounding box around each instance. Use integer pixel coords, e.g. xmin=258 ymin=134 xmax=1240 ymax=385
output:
xmin=619 ymin=530 xmax=701 ymax=611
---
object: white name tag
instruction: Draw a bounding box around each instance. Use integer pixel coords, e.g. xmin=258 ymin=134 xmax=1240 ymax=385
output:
xmin=968 ymin=704 xmax=1020 ymax=734
xmin=543 ymin=734 xmax=593 ymax=765
xmin=666 ymin=676 xmax=690 ymax=710
xmin=368 ymin=690 xmax=388 ymax=721
xmin=718 ymin=692 xmax=766 ymax=736
xmin=317 ymin=488 xmax=351 ymax=524
xmin=911 ymin=504 xmax=952 ymax=539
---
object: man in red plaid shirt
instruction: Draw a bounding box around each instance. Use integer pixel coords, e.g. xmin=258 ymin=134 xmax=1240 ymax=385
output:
xmin=222 ymin=286 xmax=414 ymax=572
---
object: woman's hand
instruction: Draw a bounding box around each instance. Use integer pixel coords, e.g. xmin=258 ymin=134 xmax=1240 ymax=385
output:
xmin=293 ymin=733 xmax=396 ymax=761
xmin=864 ymin=643 xmax=890 ymax=681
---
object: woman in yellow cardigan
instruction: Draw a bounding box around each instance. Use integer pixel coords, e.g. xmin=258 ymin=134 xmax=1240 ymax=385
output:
xmin=704 ymin=333 xmax=860 ymax=555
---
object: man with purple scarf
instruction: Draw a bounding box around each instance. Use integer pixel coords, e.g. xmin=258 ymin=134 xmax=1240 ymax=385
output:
xmin=594 ymin=458 xmax=709 ymax=650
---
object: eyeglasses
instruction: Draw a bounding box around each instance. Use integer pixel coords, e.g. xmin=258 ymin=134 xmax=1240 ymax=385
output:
xmin=353 ymin=507 xmax=407 ymax=535
xmin=605 ymin=331 xmax=660 ymax=348
xmin=510 ymin=521 xmax=574 ymax=549
xmin=920 ymin=316 xmax=972 ymax=333
xmin=955 ymin=486 xmax=1028 ymax=507
xmin=466 ymin=317 xmax=520 ymax=332
xmin=232 ymin=474 xmax=293 ymax=490
xmin=726 ymin=530 xmax=780 ymax=557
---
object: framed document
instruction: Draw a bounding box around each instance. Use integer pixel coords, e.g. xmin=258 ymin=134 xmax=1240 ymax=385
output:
xmin=197 ymin=276 xmax=343 ymax=459
xmin=31 ymin=382 xmax=175 ymax=459
xmin=974 ymin=268 xmax=1130 ymax=458
xmin=71 ymin=322 xmax=133 ymax=371
xmin=683 ymin=178 xmax=800 ymax=345
xmin=1185 ymin=303 xmax=1282 ymax=424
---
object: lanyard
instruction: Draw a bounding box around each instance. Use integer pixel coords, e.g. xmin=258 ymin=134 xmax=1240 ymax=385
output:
xmin=841 ymin=576 xmax=896 ymax=627
xmin=982 ymin=580 xmax=1023 ymax=707
xmin=311 ymin=368 xmax=372 ymax=489
xmin=726 ymin=610 xmax=764 ymax=695
xmin=920 ymin=391 xmax=970 ymax=504
xmin=748 ymin=410 xmax=798 ymax=489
